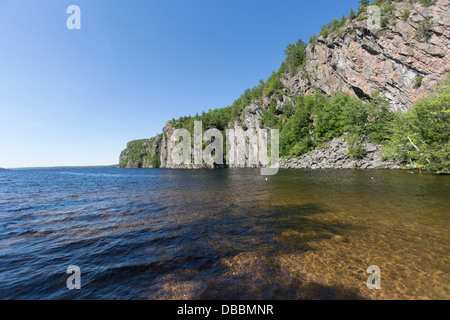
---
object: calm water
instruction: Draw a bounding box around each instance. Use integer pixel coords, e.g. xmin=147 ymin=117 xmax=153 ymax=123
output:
xmin=0 ymin=168 xmax=448 ymax=300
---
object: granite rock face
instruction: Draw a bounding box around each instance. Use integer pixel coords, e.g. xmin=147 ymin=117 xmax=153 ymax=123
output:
xmin=159 ymin=122 xmax=218 ymax=169
xmin=285 ymin=0 xmax=450 ymax=111
xmin=119 ymin=0 xmax=449 ymax=169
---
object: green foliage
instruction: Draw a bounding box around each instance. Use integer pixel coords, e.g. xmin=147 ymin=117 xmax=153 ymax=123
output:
xmin=313 ymin=93 xmax=345 ymax=143
xmin=283 ymin=102 xmax=294 ymax=117
xmin=313 ymin=92 xmax=366 ymax=143
xmin=122 ymin=0 xmax=446 ymax=172
xmin=416 ymin=17 xmax=433 ymax=40
xmin=419 ymin=0 xmax=437 ymax=7
xmin=384 ymin=76 xmax=449 ymax=173
xmin=380 ymin=17 xmax=389 ymax=28
xmin=357 ymin=1 xmax=368 ymax=16
xmin=284 ymin=39 xmax=307 ymax=76
xmin=277 ymin=90 xmax=401 ymax=158
xmin=346 ymin=133 xmax=366 ymax=159
xmin=119 ymin=139 xmax=153 ymax=168
xmin=290 ymin=138 xmax=315 ymax=157
xmin=356 ymin=15 xmax=368 ymax=21
xmin=320 ymin=18 xmax=341 ymax=38
xmin=359 ymin=0 xmax=370 ymax=6
xmin=365 ymin=92 xmax=396 ymax=143
xmin=415 ymin=75 xmax=424 ymax=88
xmin=280 ymin=102 xmax=314 ymax=156
xmin=402 ymin=9 xmax=410 ymax=21
xmin=260 ymin=111 xmax=280 ymax=129
xmin=309 ymin=34 xmax=318 ymax=50
xmin=151 ymin=152 xmax=161 ymax=168
xmin=380 ymin=3 xmax=396 ymax=16
xmin=265 ymin=71 xmax=285 ymax=97
xmin=341 ymin=95 xmax=368 ymax=134
xmin=310 ymin=0 xmax=439 ymax=41
xmin=269 ymin=99 xmax=278 ymax=114
xmin=261 ymin=99 xmax=280 ymax=128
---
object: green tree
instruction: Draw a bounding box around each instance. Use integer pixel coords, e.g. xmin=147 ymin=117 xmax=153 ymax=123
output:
xmin=341 ymin=96 xmax=366 ymax=134
xmin=151 ymin=152 xmax=161 ymax=168
xmin=284 ymin=39 xmax=307 ymax=75
xmin=384 ymin=76 xmax=449 ymax=173
xmin=359 ymin=0 xmax=370 ymax=7
xmin=280 ymin=107 xmax=313 ymax=156
xmin=313 ymin=92 xmax=346 ymax=142
xmin=346 ymin=133 xmax=366 ymax=159
xmin=365 ymin=92 xmax=395 ymax=143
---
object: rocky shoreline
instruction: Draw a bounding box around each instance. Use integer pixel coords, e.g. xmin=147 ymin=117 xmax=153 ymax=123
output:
xmin=118 ymin=0 xmax=448 ymax=171
xmin=279 ymin=137 xmax=402 ymax=170
xmin=118 ymin=136 xmax=403 ymax=171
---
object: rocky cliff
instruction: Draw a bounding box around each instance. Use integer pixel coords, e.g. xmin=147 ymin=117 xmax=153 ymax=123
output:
xmin=285 ymin=0 xmax=449 ymax=112
xmin=118 ymin=136 xmax=162 ymax=168
xmin=119 ymin=0 xmax=449 ymax=169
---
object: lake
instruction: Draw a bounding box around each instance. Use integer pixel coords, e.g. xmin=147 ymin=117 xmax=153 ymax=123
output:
xmin=0 ymin=168 xmax=448 ymax=299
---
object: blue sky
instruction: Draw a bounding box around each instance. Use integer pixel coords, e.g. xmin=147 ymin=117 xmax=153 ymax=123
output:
xmin=0 ymin=0 xmax=360 ymax=168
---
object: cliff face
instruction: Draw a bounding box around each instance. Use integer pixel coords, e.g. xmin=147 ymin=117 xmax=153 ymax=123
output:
xmin=118 ymin=136 xmax=162 ymax=168
xmin=285 ymin=0 xmax=449 ymax=112
xmin=119 ymin=0 xmax=449 ymax=169
xmin=159 ymin=122 xmax=209 ymax=169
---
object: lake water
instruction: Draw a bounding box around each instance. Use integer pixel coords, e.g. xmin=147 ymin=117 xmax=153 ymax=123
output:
xmin=0 ymin=168 xmax=448 ymax=299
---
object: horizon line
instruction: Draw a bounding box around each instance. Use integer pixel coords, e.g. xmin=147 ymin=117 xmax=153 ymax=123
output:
xmin=1 ymin=164 xmax=119 ymax=170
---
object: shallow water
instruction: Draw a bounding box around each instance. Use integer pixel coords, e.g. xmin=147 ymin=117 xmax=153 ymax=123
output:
xmin=0 ymin=168 xmax=448 ymax=299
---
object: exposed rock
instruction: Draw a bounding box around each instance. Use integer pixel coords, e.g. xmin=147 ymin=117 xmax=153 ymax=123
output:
xmin=119 ymin=0 xmax=449 ymax=170
xmin=285 ymin=0 xmax=450 ymax=111
xmin=279 ymin=137 xmax=401 ymax=170
xmin=118 ymin=135 xmax=163 ymax=168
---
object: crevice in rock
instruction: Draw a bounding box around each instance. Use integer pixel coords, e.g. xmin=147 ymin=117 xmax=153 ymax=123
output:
xmin=382 ymin=53 xmax=427 ymax=75
xmin=362 ymin=44 xmax=381 ymax=55
xmin=351 ymin=86 xmax=371 ymax=100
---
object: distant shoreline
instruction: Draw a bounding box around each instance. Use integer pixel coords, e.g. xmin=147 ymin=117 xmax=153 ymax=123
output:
xmin=2 ymin=165 xmax=118 ymax=170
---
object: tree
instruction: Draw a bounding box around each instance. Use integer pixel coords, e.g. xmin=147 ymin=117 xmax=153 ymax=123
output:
xmin=384 ymin=76 xmax=449 ymax=173
xmin=340 ymin=96 xmax=366 ymax=134
xmin=359 ymin=0 xmax=370 ymax=7
xmin=284 ymin=39 xmax=307 ymax=75
xmin=280 ymin=106 xmax=313 ymax=156
xmin=365 ymin=92 xmax=395 ymax=143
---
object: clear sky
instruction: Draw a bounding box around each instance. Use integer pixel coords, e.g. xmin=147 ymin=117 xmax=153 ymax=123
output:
xmin=0 ymin=0 xmax=360 ymax=168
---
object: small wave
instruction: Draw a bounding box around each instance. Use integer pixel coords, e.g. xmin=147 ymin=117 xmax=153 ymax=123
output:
xmin=57 ymin=171 xmax=160 ymax=179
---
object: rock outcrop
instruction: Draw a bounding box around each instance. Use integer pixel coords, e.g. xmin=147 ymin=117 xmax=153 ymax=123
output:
xmin=159 ymin=122 xmax=216 ymax=169
xmin=284 ymin=0 xmax=450 ymax=112
xmin=279 ymin=137 xmax=401 ymax=170
xmin=118 ymin=136 xmax=162 ymax=168
xmin=119 ymin=0 xmax=449 ymax=169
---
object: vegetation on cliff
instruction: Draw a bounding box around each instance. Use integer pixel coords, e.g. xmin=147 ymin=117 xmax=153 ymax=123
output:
xmin=383 ymin=76 xmax=449 ymax=173
xmin=120 ymin=0 xmax=448 ymax=173
xmin=118 ymin=138 xmax=161 ymax=169
xmin=165 ymin=75 xmax=449 ymax=172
